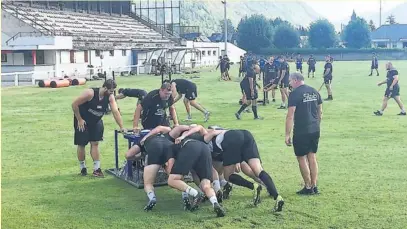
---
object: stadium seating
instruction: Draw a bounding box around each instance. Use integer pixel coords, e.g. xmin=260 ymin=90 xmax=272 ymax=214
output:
xmin=3 ymin=3 xmax=174 ymax=48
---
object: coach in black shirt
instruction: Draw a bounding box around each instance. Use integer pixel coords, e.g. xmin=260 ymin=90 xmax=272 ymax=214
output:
xmin=133 ymin=82 xmax=179 ymax=132
xmin=285 ymin=72 xmax=323 ymax=195
xmin=116 ymin=88 xmax=147 ymax=105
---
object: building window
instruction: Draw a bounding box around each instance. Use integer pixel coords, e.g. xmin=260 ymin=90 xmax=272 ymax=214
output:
xmin=213 ymin=50 xmax=216 ymax=56
xmin=95 ymin=50 xmax=101 ymax=57
xmin=109 ymin=50 xmax=114 ymax=56
xmin=36 ymin=50 xmax=45 ymax=65
xmin=84 ymin=50 xmax=88 ymax=63
xmin=208 ymin=51 xmax=211 ymax=56
xmin=70 ymin=50 xmax=75 ymax=63
xmin=1 ymin=54 xmax=7 ymax=63
xmin=122 ymin=50 xmax=127 ymax=56
xmin=392 ymin=43 xmax=397 ymax=48
xmin=202 ymin=51 xmax=205 ymax=56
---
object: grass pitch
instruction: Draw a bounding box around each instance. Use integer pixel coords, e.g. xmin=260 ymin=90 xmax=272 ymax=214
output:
xmin=2 ymin=61 xmax=407 ymax=229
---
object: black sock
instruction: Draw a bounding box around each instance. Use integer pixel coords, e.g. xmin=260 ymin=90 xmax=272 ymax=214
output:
xmin=252 ymin=105 xmax=258 ymax=118
xmin=229 ymin=174 xmax=254 ymax=190
xmin=259 ymin=171 xmax=279 ymax=200
xmin=237 ymin=104 xmax=248 ymax=114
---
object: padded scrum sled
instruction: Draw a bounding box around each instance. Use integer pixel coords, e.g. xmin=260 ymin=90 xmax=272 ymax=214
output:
xmin=106 ymin=129 xmax=193 ymax=189
xmin=50 ymin=79 xmax=70 ymax=88
xmin=38 ymin=79 xmax=53 ymax=87
xmin=71 ymin=78 xmax=87 ymax=86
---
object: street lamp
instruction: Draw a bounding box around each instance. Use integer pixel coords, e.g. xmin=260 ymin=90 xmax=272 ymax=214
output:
xmin=221 ymin=0 xmax=227 ymax=56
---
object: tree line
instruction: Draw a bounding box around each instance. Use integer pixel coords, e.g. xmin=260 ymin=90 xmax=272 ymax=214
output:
xmin=222 ymin=12 xmax=398 ymax=53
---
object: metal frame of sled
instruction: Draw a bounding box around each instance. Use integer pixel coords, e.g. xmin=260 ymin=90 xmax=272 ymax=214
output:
xmin=105 ymin=129 xmax=193 ymax=189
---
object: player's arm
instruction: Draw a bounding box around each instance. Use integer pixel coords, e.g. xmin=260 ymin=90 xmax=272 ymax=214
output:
xmin=115 ymin=93 xmax=126 ymax=100
xmin=377 ymin=79 xmax=387 ymax=86
xmin=171 ymin=83 xmax=180 ymax=102
xmin=175 ymin=125 xmax=207 ymax=143
xmin=248 ymin=77 xmax=254 ymax=94
xmin=203 ymin=129 xmax=223 ymax=143
xmin=133 ymin=103 xmax=142 ymax=131
xmin=71 ymin=89 xmax=93 ymax=121
xmin=317 ymin=104 xmax=323 ymax=122
xmin=324 ymin=68 xmax=331 ymax=77
xmin=389 ymin=75 xmax=399 ymax=89
xmin=285 ymin=106 xmax=296 ymax=142
xmin=109 ymin=95 xmax=124 ymax=131
xmin=140 ymin=125 xmax=172 ymax=145
xmin=164 ymin=158 xmax=175 ymax=174
xmin=169 ymin=104 xmax=178 ymax=126
xmin=279 ymin=70 xmax=286 ymax=84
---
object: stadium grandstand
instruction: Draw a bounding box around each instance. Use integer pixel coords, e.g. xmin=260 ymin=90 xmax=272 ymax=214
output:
xmin=1 ymin=0 xmax=245 ymax=86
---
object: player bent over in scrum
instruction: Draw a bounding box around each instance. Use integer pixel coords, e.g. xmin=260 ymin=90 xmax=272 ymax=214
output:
xmin=169 ymin=133 xmax=226 ymax=217
xmin=124 ymin=125 xmax=192 ymax=211
xmin=177 ymin=125 xmax=284 ymax=211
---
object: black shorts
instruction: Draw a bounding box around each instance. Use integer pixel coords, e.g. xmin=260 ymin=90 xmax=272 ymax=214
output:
xmin=212 ymin=151 xmax=223 ymax=162
xmin=293 ymin=131 xmax=320 ymax=157
xmin=264 ymin=75 xmax=276 ymax=86
xmin=144 ymin=135 xmax=173 ymax=166
xmin=296 ymin=64 xmax=302 ymax=70
xmin=221 ymin=130 xmax=260 ymax=166
xmin=74 ymin=117 xmax=104 ymax=146
xmin=324 ymin=76 xmax=332 ymax=84
xmin=171 ymin=140 xmax=213 ymax=181
xmin=243 ymin=85 xmax=258 ymax=100
xmin=280 ymin=76 xmax=289 ymax=88
xmin=185 ymin=85 xmax=197 ymax=100
xmin=308 ymin=66 xmax=315 ymax=73
xmin=371 ymin=65 xmax=378 ymax=70
xmin=385 ymin=87 xmax=400 ymax=98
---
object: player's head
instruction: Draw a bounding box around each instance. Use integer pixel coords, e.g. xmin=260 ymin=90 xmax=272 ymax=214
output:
xmin=372 ymin=52 xmax=376 ymax=56
xmin=289 ymin=72 xmax=305 ymax=89
xmin=310 ymin=54 xmax=313 ymax=58
xmin=269 ymin=56 xmax=274 ymax=63
xmin=297 ymin=53 xmax=301 ymax=57
xmin=118 ymin=88 xmax=124 ymax=94
xmin=325 ymin=56 xmax=331 ymax=62
xmin=254 ymin=64 xmax=261 ymax=73
xmin=159 ymin=82 xmax=172 ymax=100
xmin=102 ymin=79 xmax=117 ymax=96
xmin=386 ymin=62 xmax=394 ymax=70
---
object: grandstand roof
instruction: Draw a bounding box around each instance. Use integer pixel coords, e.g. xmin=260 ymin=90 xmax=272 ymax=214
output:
xmin=371 ymin=24 xmax=407 ymax=42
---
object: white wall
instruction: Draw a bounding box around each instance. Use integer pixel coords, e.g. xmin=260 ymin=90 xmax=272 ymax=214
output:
xmin=6 ymin=36 xmax=73 ymax=50
xmin=89 ymin=49 xmax=132 ymax=73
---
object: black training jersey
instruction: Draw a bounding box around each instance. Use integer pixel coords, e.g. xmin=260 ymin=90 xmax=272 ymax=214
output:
xmin=171 ymin=79 xmax=195 ymax=94
xmin=122 ymin=88 xmax=147 ymax=99
xmin=307 ymin=58 xmax=316 ymax=66
xmin=372 ymin=57 xmax=378 ymax=66
xmin=244 ymin=67 xmax=257 ymax=86
xmin=79 ymin=88 xmax=110 ymax=124
xmin=288 ymin=85 xmax=323 ymax=135
xmin=264 ymin=62 xmax=278 ymax=78
xmin=386 ymin=69 xmax=399 ymax=88
xmin=141 ymin=89 xmax=174 ymax=129
xmin=324 ymin=63 xmax=333 ymax=77
xmin=279 ymin=62 xmax=290 ymax=79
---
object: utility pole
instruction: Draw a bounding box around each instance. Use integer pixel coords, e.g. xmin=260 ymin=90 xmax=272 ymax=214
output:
xmin=379 ymin=0 xmax=382 ymax=26
xmin=222 ymin=0 xmax=227 ymax=56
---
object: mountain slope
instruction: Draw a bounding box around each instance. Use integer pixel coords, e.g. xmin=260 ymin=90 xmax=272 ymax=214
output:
xmin=180 ymin=0 xmax=323 ymax=35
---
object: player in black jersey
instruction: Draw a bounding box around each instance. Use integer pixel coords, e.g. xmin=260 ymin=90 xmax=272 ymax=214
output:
xmin=132 ymin=82 xmax=179 ymax=133
xmin=72 ymin=79 xmax=125 ymax=177
xmin=235 ymin=60 xmax=263 ymax=120
xmin=170 ymin=79 xmax=210 ymax=122
xmin=176 ymin=125 xmax=284 ymax=211
xmin=168 ymin=131 xmax=226 ymax=217
xmin=369 ymin=53 xmax=379 ymax=76
xmin=263 ymin=56 xmax=279 ymax=103
xmin=296 ymin=54 xmax=304 ymax=74
xmin=116 ymin=88 xmax=147 ymax=104
xmin=374 ymin=62 xmax=406 ymax=116
xmin=307 ymin=55 xmax=316 ymax=78
xmin=277 ymin=56 xmax=290 ymax=109
xmin=323 ymin=57 xmax=334 ymax=100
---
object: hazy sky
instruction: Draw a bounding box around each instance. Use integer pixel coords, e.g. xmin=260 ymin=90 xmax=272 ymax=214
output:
xmin=304 ymin=0 xmax=406 ymax=22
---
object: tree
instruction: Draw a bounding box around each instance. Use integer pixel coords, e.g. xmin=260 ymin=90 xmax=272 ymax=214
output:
xmin=368 ymin=20 xmax=376 ymax=31
xmin=273 ymin=24 xmax=300 ymax=49
xmin=351 ymin=10 xmax=357 ymax=21
xmin=236 ymin=14 xmax=274 ymax=53
xmin=342 ymin=17 xmax=371 ymax=48
xmin=219 ymin=19 xmax=236 ymax=36
xmin=308 ymin=19 xmax=336 ymax=48
xmin=386 ymin=14 xmax=396 ymax=24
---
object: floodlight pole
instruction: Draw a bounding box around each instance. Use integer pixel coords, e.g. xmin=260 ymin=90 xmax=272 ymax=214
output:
xmin=379 ymin=0 xmax=382 ymax=26
xmin=223 ymin=0 xmax=227 ymax=56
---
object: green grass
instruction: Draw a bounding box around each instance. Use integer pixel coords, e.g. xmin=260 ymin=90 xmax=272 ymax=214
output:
xmin=2 ymin=61 xmax=407 ymax=229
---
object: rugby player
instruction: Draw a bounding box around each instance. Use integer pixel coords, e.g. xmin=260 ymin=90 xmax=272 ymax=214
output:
xmin=296 ymin=53 xmax=304 ymax=74
xmin=285 ymin=73 xmax=322 ymax=195
xmin=374 ymin=62 xmax=406 ymax=116
xmin=323 ymin=56 xmax=334 ymax=101
xmin=132 ymin=82 xmax=179 ymax=133
xmin=72 ymin=79 xmax=125 ymax=177
xmin=115 ymin=88 xmax=147 ymax=105
xmin=169 ymin=79 xmax=210 ymax=122
xmin=307 ymin=54 xmax=316 ymax=78
xmin=369 ymin=53 xmax=379 ymax=76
